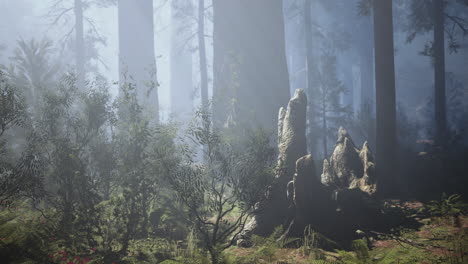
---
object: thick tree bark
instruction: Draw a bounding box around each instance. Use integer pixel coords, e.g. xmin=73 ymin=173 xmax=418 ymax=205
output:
xmin=198 ymin=0 xmax=208 ymax=108
xmin=118 ymin=0 xmax=159 ymax=122
xmin=373 ymin=0 xmax=397 ymax=197
xmin=213 ymin=0 xmax=290 ymax=132
xmin=433 ymin=0 xmax=446 ymax=146
xmin=74 ymin=0 xmax=85 ymax=90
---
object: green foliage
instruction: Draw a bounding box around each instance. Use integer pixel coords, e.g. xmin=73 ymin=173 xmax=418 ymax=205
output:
xmin=405 ymin=0 xmax=468 ymax=54
xmin=168 ymin=108 xmax=275 ymax=264
xmin=32 ymin=76 xmax=109 ymax=247
xmin=0 ymin=71 xmax=46 ymax=202
xmin=309 ymin=47 xmax=352 ymax=157
xmin=332 ymin=239 xmax=371 ymax=264
xmin=300 ymin=225 xmax=320 ymax=256
xmin=0 ymin=202 xmax=56 ymax=263
xmin=0 ymin=71 xmax=26 ymax=137
xmin=307 ymin=260 xmax=341 ymax=264
xmin=351 ymin=239 xmax=370 ymax=263
xmin=357 ymin=0 xmax=373 ymax=16
xmin=369 ymin=245 xmax=430 ymax=264
xmin=160 ymin=260 xmax=182 ymax=264
xmin=7 ymin=38 xmax=60 ymax=106
xmin=424 ymin=193 xmax=468 ymax=217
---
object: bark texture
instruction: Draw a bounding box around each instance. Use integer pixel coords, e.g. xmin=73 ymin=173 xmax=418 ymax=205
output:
xmin=373 ymin=0 xmax=397 ymax=197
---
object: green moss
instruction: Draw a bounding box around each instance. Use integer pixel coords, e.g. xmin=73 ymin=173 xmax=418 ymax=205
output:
xmin=160 ymin=260 xmax=182 ymax=264
xmin=307 ymin=260 xmax=341 ymax=264
xmin=371 ymin=245 xmax=429 ymax=264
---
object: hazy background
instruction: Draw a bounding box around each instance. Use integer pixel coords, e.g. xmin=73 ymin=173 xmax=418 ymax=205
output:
xmin=1 ymin=0 xmax=467 ymax=135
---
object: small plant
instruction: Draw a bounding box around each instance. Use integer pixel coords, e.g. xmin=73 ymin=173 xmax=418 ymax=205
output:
xmin=255 ymin=245 xmax=276 ymax=261
xmin=300 ymin=225 xmax=317 ymax=255
xmin=425 ymin=193 xmax=467 ymax=217
xmin=351 ymin=239 xmax=370 ymax=263
xmin=300 ymin=225 xmax=323 ymax=258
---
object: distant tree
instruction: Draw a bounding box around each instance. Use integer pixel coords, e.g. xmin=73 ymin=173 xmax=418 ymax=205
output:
xmin=0 ymin=43 xmax=5 ymax=62
xmin=373 ymin=0 xmax=397 ymax=197
xmin=166 ymin=110 xmax=275 ymax=264
xmin=7 ymin=38 xmax=60 ymax=108
xmin=313 ymin=50 xmax=351 ymax=158
xmin=356 ymin=11 xmax=375 ymax=116
xmin=302 ymin=0 xmax=317 ymax=155
xmin=445 ymin=73 xmax=468 ymax=134
xmin=419 ymin=73 xmax=468 ymax=139
xmin=197 ymin=0 xmax=209 ymax=109
xmin=405 ymin=0 xmax=468 ymax=146
xmin=118 ymin=0 xmax=159 ymax=122
xmin=348 ymin=100 xmax=376 ymax=148
xmin=45 ymin=0 xmax=109 ymax=90
xmin=170 ymin=0 xmax=194 ymax=122
xmin=213 ymin=0 xmax=290 ymax=132
xmin=171 ymin=0 xmax=211 ymax=113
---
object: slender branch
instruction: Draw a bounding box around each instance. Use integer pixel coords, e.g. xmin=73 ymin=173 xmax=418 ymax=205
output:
xmin=445 ymin=13 xmax=468 ymax=35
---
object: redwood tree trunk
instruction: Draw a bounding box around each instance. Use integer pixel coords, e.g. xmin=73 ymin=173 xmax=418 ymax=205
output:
xmin=118 ymin=0 xmax=159 ymax=122
xmin=213 ymin=0 xmax=290 ymax=131
xmin=373 ymin=0 xmax=397 ymax=197
xmin=304 ymin=0 xmax=317 ymax=154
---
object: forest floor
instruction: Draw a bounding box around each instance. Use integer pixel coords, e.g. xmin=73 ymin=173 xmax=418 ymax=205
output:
xmin=223 ymin=200 xmax=468 ymax=264
xmin=0 ymin=199 xmax=467 ymax=264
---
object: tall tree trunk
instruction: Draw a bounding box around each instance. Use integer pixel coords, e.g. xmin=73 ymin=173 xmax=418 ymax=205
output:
xmin=373 ymin=0 xmax=397 ymax=197
xmin=304 ymin=0 xmax=317 ymax=154
xmin=340 ymin=63 xmax=354 ymax=109
xmin=74 ymin=0 xmax=85 ymax=90
xmin=170 ymin=0 xmax=193 ymax=121
xmin=359 ymin=15 xmax=376 ymax=150
xmin=198 ymin=0 xmax=208 ymax=109
xmin=213 ymin=0 xmax=290 ymax=131
xmin=433 ymin=0 xmax=446 ymax=146
xmin=322 ymin=102 xmax=328 ymax=159
xmin=118 ymin=0 xmax=159 ymax=122
xmin=304 ymin=0 xmax=313 ymax=101
xmin=359 ymin=14 xmax=374 ymax=114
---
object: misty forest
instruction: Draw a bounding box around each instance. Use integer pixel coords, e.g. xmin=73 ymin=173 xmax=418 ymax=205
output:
xmin=1 ymin=0 xmax=468 ymax=263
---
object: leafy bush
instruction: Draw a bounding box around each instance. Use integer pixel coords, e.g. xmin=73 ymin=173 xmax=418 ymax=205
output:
xmin=0 ymin=201 xmax=56 ymax=263
xmin=424 ymin=193 xmax=468 ymax=217
xmin=167 ymin=109 xmax=275 ymax=264
xmin=351 ymin=239 xmax=370 ymax=263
